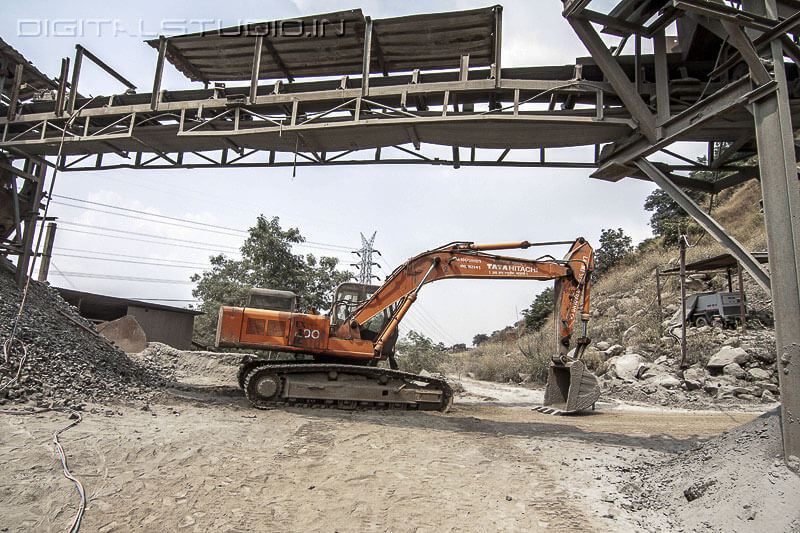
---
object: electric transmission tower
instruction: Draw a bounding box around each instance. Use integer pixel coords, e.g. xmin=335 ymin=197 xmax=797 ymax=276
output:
xmin=351 ymin=231 xmax=382 ymax=284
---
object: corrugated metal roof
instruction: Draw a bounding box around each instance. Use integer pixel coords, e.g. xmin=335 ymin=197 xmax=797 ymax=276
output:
xmin=661 ymin=252 xmax=770 ymax=273
xmin=57 ymin=288 xmax=203 ymax=316
xmin=145 ymin=6 xmax=500 ymax=83
xmin=0 ymin=36 xmax=58 ymax=100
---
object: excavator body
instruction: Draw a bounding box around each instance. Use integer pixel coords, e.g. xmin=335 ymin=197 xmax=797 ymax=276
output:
xmin=216 ymin=238 xmax=600 ymax=413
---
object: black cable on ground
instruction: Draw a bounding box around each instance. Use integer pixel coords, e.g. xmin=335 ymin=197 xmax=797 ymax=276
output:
xmin=0 ymin=406 xmax=86 ymax=533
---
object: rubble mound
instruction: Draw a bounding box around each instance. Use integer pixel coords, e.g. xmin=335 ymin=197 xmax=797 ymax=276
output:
xmin=129 ymin=342 xmax=242 ymax=386
xmin=619 ymin=408 xmax=800 ymax=532
xmin=0 ymin=263 xmax=166 ymax=407
xmin=595 ymin=326 xmax=780 ymax=409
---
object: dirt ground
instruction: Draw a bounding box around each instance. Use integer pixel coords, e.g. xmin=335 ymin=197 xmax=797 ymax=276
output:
xmin=0 ymin=351 xmax=769 ymax=533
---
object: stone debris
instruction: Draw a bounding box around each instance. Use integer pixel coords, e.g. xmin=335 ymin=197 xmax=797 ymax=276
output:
xmin=615 ymin=409 xmax=800 ymax=533
xmin=0 ymin=263 xmax=165 ymax=407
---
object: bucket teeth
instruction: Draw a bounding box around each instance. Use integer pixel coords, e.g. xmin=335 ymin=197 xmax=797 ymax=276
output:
xmin=542 ymin=359 xmax=600 ymax=414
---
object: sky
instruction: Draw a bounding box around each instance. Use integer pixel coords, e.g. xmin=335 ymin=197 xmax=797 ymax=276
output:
xmin=2 ymin=1 xmax=696 ymax=346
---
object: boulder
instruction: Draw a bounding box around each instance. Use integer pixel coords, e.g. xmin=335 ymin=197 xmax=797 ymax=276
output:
xmin=607 ymin=353 xmax=645 ymax=381
xmin=762 ymin=390 xmax=777 ymax=403
xmin=722 ymin=362 xmax=747 ymax=379
xmin=747 ymin=367 xmax=772 ymax=381
xmin=655 ymin=375 xmax=681 ymax=389
xmin=707 ymin=346 xmax=750 ymax=369
xmin=683 ymin=366 xmax=706 ymax=390
xmin=605 ymin=344 xmax=624 ymax=357
xmin=605 ymin=306 xmax=619 ymax=318
xmin=595 ymin=341 xmax=611 ymax=352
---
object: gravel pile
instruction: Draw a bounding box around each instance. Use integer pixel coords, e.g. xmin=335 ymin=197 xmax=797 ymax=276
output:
xmin=0 ymin=262 xmax=166 ymax=407
xmin=128 ymin=342 xmax=242 ymax=386
xmin=616 ymin=408 xmax=800 ymax=532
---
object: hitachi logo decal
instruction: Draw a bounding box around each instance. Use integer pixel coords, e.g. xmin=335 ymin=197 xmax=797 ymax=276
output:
xmin=487 ymin=263 xmax=538 ymax=273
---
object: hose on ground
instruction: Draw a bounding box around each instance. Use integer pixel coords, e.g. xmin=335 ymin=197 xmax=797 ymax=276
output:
xmin=0 ymin=406 xmax=86 ymax=533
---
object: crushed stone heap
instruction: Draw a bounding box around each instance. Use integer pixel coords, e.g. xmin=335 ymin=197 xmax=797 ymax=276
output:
xmin=0 ymin=263 xmax=166 ymax=408
xmin=619 ymin=408 xmax=800 ymax=533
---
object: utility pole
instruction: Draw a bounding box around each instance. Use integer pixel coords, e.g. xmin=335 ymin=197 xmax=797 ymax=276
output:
xmin=351 ymin=231 xmax=381 ymax=284
xmin=37 ymin=222 xmax=57 ymax=282
xmin=679 ymin=234 xmax=688 ymax=369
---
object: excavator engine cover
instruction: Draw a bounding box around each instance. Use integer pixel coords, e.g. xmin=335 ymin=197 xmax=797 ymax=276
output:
xmin=543 ymin=360 xmax=600 ymax=414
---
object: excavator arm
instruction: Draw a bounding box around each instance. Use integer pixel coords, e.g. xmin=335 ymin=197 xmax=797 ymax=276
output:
xmin=341 ymin=238 xmax=594 ymax=360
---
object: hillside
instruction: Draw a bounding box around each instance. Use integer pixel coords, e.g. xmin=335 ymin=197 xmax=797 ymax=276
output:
xmin=442 ymin=180 xmax=779 ymax=409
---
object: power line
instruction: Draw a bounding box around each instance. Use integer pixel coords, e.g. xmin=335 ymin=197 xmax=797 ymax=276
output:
xmin=49 ymin=271 xmax=195 ymax=284
xmin=52 ymin=200 xmax=244 ymax=238
xmin=53 ymin=246 xmax=209 ymax=263
xmin=49 ymin=261 xmax=76 ymax=289
xmin=58 ymin=221 xmax=242 ymax=250
xmin=58 ymin=228 xmax=242 ymax=254
xmin=52 ymin=194 xmax=248 ymax=233
xmin=52 ymin=253 xmax=209 ymax=269
xmin=52 ymin=196 xmax=358 ymax=252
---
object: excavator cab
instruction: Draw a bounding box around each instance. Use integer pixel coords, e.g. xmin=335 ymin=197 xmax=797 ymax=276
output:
xmin=330 ymin=282 xmax=399 ymax=354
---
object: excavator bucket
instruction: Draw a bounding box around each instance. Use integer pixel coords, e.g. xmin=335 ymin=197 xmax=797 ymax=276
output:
xmin=541 ymin=360 xmax=600 ymax=414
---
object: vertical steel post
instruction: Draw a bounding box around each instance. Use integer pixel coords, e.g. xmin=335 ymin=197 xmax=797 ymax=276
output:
xmin=655 ymin=268 xmax=663 ymax=337
xmin=37 ymin=222 xmax=57 ymax=282
xmin=55 ymin=57 xmax=70 ymax=117
xmin=493 ymin=5 xmax=503 ymax=87
xmin=15 ymin=162 xmax=46 ymax=287
xmin=679 ymin=235 xmax=688 ymax=368
xmin=653 ymin=29 xmax=670 ymax=123
xmin=249 ymin=36 xmax=264 ymax=105
xmin=751 ymin=1 xmax=800 ymax=467
xmin=361 ymin=17 xmax=373 ymax=97
xmin=737 ymin=262 xmax=747 ymax=334
xmin=151 ymin=36 xmax=167 ymax=111
xmin=67 ymin=45 xmax=84 ymax=115
xmin=7 ymin=64 xmax=23 ymax=121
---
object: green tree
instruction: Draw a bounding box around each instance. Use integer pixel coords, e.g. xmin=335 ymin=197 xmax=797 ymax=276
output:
xmin=521 ymin=287 xmax=554 ymax=332
xmin=395 ymin=330 xmax=449 ymax=374
xmin=472 ymin=333 xmax=490 ymax=347
xmin=643 ymin=188 xmax=707 ymax=246
xmin=594 ymin=228 xmax=633 ymax=278
xmin=191 ymin=215 xmax=351 ymax=346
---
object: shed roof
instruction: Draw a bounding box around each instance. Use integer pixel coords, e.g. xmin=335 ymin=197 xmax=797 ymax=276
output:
xmin=57 ymin=288 xmax=203 ymax=318
xmin=145 ymin=6 xmax=500 ymax=83
xmin=661 ymin=252 xmax=769 ymax=273
xmin=0 ymin=37 xmax=58 ymax=100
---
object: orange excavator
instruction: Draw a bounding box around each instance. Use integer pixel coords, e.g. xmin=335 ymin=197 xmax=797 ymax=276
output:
xmin=216 ymin=238 xmax=600 ymax=413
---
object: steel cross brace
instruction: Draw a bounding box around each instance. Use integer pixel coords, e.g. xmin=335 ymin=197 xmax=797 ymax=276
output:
xmin=634 ymin=157 xmax=771 ymax=293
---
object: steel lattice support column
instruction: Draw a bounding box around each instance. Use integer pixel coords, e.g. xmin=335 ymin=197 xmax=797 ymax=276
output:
xmin=751 ymin=17 xmax=800 ymax=468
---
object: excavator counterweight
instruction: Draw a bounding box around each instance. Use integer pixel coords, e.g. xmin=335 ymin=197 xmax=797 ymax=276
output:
xmin=216 ymin=238 xmax=600 ymax=413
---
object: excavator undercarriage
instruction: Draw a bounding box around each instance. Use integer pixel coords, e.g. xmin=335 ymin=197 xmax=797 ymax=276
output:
xmin=217 ymin=238 xmax=600 ymax=414
xmin=239 ymin=361 xmax=453 ymax=411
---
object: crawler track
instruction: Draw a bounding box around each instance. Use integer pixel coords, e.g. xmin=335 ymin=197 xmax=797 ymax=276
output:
xmin=240 ymin=361 xmax=453 ymax=412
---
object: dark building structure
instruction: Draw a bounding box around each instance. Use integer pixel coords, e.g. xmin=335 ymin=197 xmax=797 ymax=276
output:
xmin=56 ymin=288 xmax=202 ymax=350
